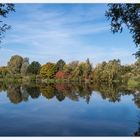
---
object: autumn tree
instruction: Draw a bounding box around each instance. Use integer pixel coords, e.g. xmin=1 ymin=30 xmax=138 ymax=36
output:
xmin=7 ymin=55 xmax=23 ymax=74
xmin=64 ymin=61 xmax=79 ymax=77
xmin=0 ymin=66 xmax=9 ymax=78
xmin=40 ymin=62 xmax=56 ymax=79
xmin=72 ymin=62 xmax=86 ymax=78
xmin=71 ymin=59 xmax=92 ymax=80
xmin=68 ymin=61 xmax=79 ymax=71
xmin=55 ymin=71 xmax=67 ymax=79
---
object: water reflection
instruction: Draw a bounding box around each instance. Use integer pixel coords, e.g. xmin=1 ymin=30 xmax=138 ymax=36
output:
xmin=0 ymin=81 xmax=140 ymax=136
xmin=0 ymin=81 xmax=139 ymax=107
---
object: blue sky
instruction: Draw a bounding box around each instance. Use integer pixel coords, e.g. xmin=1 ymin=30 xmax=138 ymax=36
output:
xmin=0 ymin=4 xmax=138 ymax=66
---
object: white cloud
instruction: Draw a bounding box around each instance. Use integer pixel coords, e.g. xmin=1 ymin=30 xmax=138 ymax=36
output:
xmin=0 ymin=4 xmax=136 ymax=66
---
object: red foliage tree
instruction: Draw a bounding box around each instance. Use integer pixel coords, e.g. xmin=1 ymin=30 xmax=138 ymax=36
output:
xmin=55 ymin=71 xmax=68 ymax=79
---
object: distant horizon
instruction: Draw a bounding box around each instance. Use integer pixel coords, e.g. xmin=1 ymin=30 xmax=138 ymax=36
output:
xmin=0 ymin=4 xmax=138 ymax=66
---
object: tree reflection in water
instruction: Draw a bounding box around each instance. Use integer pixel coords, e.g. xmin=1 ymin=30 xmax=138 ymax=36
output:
xmin=40 ymin=84 xmax=56 ymax=100
xmin=25 ymin=84 xmax=40 ymax=99
xmin=0 ymin=81 xmax=140 ymax=135
xmin=0 ymin=81 xmax=139 ymax=105
xmin=7 ymin=84 xmax=23 ymax=104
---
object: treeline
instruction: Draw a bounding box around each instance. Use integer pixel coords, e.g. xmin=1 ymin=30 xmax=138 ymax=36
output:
xmin=0 ymin=55 xmax=92 ymax=82
xmin=0 ymin=55 xmax=140 ymax=87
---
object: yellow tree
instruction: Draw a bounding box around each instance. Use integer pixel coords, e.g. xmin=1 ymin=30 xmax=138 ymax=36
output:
xmin=40 ymin=62 xmax=56 ymax=79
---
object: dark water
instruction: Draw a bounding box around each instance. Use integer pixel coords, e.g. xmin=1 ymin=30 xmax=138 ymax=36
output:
xmin=0 ymin=82 xmax=140 ymax=136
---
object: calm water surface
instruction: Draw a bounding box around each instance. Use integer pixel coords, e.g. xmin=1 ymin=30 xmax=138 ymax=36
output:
xmin=0 ymin=82 xmax=140 ymax=136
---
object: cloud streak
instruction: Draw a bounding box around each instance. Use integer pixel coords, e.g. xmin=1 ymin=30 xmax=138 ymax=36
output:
xmin=0 ymin=4 xmax=136 ymax=66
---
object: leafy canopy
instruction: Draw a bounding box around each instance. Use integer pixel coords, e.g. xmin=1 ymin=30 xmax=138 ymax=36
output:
xmin=40 ymin=62 xmax=56 ymax=79
xmin=27 ymin=61 xmax=41 ymax=75
xmin=106 ymin=4 xmax=140 ymax=57
xmin=7 ymin=55 xmax=23 ymax=74
xmin=0 ymin=4 xmax=15 ymax=43
xmin=56 ymin=59 xmax=66 ymax=71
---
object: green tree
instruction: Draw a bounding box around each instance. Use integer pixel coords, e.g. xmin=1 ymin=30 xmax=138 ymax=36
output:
xmin=0 ymin=4 xmax=15 ymax=43
xmin=71 ymin=59 xmax=92 ymax=80
xmin=40 ymin=62 xmax=56 ymax=79
xmin=106 ymin=59 xmax=122 ymax=83
xmin=73 ymin=62 xmax=85 ymax=78
xmin=56 ymin=59 xmax=65 ymax=71
xmin=20 ymin=57 xmax=29 ymax=75
xmin=84 ymin=58 xmax=92 ymax=78
xmin=106 ymin=4 xmax=140 ymax=57
xmin=94 ymin=59 xmax=122 ymax=84
xmin=93 ymin=61 xmax=107 ymax=82
xmin=7 ymin=55 xmax=23 ymax=74
xmin=131 ymin=58 xmax=140 ymax=76
xmin=27 ymin=61 xmax=41 ymax=75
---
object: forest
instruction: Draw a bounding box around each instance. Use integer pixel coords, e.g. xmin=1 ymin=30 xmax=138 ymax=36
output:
xmin=0 ymin=55 xmax=140 ymax=89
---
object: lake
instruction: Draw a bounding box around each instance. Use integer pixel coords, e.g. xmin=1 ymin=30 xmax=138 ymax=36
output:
xmin=0 ymin=82 xmax=140 ymax=136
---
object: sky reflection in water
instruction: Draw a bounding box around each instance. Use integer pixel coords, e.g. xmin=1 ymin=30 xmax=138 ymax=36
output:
xmin=0 ymin=83 xmax=139 ymax=136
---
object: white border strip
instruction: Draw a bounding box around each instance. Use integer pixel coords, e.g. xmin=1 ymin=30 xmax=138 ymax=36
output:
xmin=0 ymin=0 xmax=140 ymax=3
